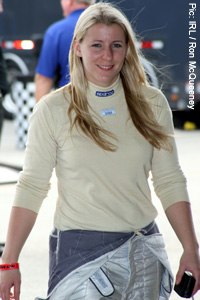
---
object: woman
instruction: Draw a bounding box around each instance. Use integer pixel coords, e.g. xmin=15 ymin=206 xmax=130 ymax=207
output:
xmin=0 ymin=2 xmax=199 ymax=300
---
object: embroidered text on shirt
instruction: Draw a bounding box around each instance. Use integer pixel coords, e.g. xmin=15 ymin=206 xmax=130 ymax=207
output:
xmin=101 ymin=108 xmax=116 ymax=117
xmin=96 ymin=90 xmax=115 ymax=97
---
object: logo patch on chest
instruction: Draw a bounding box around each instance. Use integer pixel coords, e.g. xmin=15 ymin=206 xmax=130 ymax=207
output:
xmin=101 ymin=108 xmax=116 ymax=117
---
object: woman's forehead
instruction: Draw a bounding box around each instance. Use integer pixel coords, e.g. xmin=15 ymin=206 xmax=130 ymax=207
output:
xmin=84 ymin=23 xmax=126 ymax=40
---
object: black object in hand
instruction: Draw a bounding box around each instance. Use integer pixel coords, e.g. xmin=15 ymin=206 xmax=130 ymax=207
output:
xmin=174 ymin=272 xmax=196 ymax=298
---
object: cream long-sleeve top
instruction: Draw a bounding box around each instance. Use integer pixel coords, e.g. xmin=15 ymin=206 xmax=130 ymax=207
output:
xmin=13 ymin=77 xmax=190 ymax=232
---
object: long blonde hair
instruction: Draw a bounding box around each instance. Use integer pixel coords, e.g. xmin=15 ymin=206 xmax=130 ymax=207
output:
xmin=67 ymin=2 xmax=172 ymax=151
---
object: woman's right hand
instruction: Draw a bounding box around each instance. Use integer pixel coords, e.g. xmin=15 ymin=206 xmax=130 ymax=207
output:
xmin=0 ymin=207 xmax=38 ymax=300
xmin=0 ymin=269 xmax=21 ymax=300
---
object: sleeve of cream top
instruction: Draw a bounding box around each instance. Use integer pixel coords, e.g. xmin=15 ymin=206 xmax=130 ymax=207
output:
xmin=13 ymin=98 xmax=57 ymax=213
xmin=151 ymin=90 xmax=190 ymax=211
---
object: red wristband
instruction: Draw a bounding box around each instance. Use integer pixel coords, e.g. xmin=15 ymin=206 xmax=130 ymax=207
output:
xmin=0 ymin=263 xmax=19 ymax=271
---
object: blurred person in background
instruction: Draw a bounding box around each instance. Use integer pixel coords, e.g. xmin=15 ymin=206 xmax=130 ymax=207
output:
xmin=35 ymin=0 xmax=96 ymax=103
xmin=0 ymin=0 xmax=10 ymax=143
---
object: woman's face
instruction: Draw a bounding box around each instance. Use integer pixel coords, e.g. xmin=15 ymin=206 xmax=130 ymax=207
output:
xmin=74 ymin=23 xmax=128 ymax=87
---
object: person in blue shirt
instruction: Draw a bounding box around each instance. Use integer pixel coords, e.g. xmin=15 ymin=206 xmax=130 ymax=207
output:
xmin=35 ymin=0 xmax=95 ymax=102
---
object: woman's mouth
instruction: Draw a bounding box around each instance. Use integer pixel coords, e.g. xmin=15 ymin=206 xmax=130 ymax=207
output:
xmin=97 ymin=65 xmax=114 ymax=71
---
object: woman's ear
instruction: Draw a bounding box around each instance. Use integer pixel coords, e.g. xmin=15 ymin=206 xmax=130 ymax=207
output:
xmin=73 ymin=40 xmax=82 ymax=57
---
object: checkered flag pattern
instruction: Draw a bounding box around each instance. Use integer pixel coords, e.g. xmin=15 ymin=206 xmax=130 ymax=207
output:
xmin=12 ymin=80 xmax=35 ymax=149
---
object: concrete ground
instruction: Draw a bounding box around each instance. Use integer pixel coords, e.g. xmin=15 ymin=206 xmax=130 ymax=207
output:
xmin=0 ymin=120 xmax=200 ymax=300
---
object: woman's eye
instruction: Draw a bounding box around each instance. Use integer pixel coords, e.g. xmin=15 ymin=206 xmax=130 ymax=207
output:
xmin=113 ymin=43 xmax=122 ymax=48
xmin=92 ymin=44 xmax=101 ymax=48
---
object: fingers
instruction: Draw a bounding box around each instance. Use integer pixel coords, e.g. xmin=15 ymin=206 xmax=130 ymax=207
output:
xmin=0 ymin=283 xmax=20 ymax=300
xmin=0 ymin=270 xmax=21 ymax=300
xmin=176 ymin=267 xmax=200 ymax=297
xmin=0 ymin=282 xmax=11 ymax=300
xmin=175 ymin=266 xmax=185 ymax=285
xmin=191 ymin=271 xmax=200 ymax=296
xmin=192 ymin=282 xmax=198 ymax=296
xmin=13 ymin=283 xmax=21 ymax=300
xmin=176 ymin=248 xmax=200 ymax=296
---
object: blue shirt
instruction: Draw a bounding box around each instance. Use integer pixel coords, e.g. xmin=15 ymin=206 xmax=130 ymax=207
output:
xmin=35 ymin=9 xmax=85 ymax=87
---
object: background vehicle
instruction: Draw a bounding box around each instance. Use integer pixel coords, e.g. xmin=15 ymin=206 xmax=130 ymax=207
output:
xmin=0 ymin=0 xmax=62 ymax=83
xmin=0 ymin=0 xmax=199 ymax=125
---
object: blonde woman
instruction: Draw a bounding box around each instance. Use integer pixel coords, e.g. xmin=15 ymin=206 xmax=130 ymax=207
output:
xmin=0 ymin=3 xmax=200 ymax=300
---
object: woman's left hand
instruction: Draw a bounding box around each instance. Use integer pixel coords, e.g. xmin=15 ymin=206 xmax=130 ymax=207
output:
xmin=165 ymin=202 xmax=200 ymax=296
xmin=175 ymin=248 xmax=200 ymax=296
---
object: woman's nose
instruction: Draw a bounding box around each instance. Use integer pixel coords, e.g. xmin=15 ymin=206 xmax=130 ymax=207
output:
xmin=102 ymin=47 xmax=113 ymax=60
